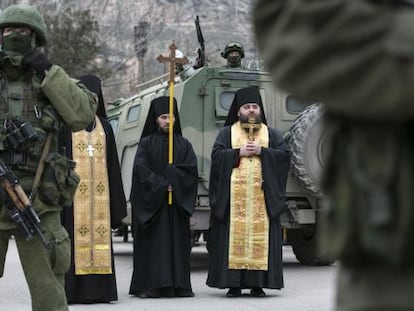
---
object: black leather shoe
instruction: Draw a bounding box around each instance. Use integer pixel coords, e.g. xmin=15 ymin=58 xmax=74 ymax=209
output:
xmin=226 ymin=287 xmax=242 ymax=297
xmin=250 ymin=288 xmax=266 ymax=297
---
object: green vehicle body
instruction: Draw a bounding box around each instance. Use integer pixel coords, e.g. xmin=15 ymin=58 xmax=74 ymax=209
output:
xmin=107 ymin=64 xmax=330 ymax=265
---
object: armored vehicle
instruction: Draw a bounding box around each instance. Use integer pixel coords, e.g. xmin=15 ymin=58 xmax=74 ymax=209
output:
xmin=107 ymin=20 xmax=329 ymax=266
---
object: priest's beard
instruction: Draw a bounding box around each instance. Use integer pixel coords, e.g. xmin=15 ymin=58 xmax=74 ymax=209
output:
xmin=158 ymin=126 xmax=170 ymax=134
xmin=239 ymin=114 xmax=262 ymax=124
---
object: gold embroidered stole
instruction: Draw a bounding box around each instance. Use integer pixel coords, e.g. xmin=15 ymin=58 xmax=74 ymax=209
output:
xmin=72 ymin=117 xmax=112 ymax=275
xmin=228 ymin=121 xmax=269 ymax=270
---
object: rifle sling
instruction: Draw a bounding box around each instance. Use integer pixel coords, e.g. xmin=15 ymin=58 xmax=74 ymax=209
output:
xmin=30 ymin=132 xmax=52 ymax=200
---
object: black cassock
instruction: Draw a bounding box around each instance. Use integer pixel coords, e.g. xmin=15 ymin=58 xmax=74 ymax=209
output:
xmin=60 ymin=117 xmax=127 ymax=303
xmin=129 ymin=132 xmax=198 ymax=296
xmin=206 ymin=125 xmax=289 ymax=289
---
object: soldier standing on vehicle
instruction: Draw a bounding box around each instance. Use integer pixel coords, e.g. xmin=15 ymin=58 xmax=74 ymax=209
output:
xmin=254 ymin=0 xmax=414 ymax=310
xmin=129 ymin=96 xmax=198 ymax=298
xmin=206 ymin=86 xmax=290 ymax=297
xmin=0 ymin=4 xmax=97 ymax=311
xmin=221 ymin=41 xmax=245 ymax=68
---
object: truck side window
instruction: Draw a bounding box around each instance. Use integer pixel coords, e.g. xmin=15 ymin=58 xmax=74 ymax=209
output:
xmin=219 ymin=91 xmax=235 ymax=111
xmin=286 ymin=95 xmax=312 ymax=114
xmin=127 ymin=105 xmax=141 ymax=123
xmin=215 ymin=90 xmax=235 ymax=118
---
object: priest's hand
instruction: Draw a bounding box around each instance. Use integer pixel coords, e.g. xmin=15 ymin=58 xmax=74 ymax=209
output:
xmin=240 ymin=141 xmax=261 ymax=157
xmin=250 ymin=141 xmax=262 ymax=155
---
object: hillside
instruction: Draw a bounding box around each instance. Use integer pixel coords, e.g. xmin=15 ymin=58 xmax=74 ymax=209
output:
xmin=7 ymin=0 xmax=257 ymax=102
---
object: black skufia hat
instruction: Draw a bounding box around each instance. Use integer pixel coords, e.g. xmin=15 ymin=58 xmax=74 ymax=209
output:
xmin=141 ymin=96 xmax=182 ymax=139
xmin=224 ymin=86 xmax=267 ymax=126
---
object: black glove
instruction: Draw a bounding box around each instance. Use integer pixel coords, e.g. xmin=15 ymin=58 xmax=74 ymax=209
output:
xmin=22 ymin=49 xmax=52 ymax=80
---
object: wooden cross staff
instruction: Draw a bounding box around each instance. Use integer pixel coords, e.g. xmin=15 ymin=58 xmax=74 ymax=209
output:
xmin=156 ymin=43 xmax=188 ymax=205
xmin=241 ymin=116 xmax=261 ymax=140
xmin=156 ymin=43 xmax=189 ymax=83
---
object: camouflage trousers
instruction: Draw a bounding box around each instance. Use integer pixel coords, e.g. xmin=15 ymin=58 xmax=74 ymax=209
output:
xmin=0 ymin=212 xmax=70 ymax=311
xmin=336 ymin=264 xmax=414 ymax=311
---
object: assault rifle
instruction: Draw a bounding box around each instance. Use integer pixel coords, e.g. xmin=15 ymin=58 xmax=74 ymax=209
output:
xmin=194 ymin=15 xmax=207 ymax=69
xmin=0 ymin=159 xmax=54 ymax=249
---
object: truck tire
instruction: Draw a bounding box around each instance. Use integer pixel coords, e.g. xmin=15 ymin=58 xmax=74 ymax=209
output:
xmin=286 ymin=104 xmax=325 ymax=196
xmin=287 ymin=227 xmax=335 ymax=266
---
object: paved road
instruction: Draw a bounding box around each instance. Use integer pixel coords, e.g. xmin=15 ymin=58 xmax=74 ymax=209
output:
xmin=0 ymin=235 xmax=337 ymax=311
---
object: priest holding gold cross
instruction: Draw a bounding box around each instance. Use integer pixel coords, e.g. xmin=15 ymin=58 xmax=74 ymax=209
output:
xmin=207 ymin=86 xmax=290 ymax=298
xmin=129 ymin=44 xmax=198 ymax=299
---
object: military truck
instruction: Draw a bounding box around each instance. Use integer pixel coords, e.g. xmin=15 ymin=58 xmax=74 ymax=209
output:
xmin=106 ymin=55 xmax=331 ymax=265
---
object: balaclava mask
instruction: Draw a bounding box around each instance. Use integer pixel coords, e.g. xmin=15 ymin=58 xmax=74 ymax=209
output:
xmin=228 ymin=53 xmax=241 ymax=67
xmin=2 ymin=31 xmax=33 ymax=55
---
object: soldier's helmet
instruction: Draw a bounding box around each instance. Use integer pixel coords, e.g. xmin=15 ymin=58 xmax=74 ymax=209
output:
xmin=0 ymin=4 xmax=47 ymax=46
xmin=221 ymin=41 xmax=244 ymax=67
xmin=221 ymin=41 xmax=245 ymax=59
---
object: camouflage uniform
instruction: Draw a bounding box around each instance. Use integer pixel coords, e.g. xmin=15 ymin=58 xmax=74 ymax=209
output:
xmin=254 ymin=1 xmax=414 ymax=310
xmin=0 ymin=4 xmax=97 ymax=311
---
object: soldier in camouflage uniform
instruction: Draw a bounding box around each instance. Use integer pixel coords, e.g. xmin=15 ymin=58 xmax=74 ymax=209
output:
xmin=253 ymin=1 xmax=414 ymax=310
xmin=0 ymin=4 xmax=97 ymax=311
xmin=221 ymin=41 xmax=245 ymax=68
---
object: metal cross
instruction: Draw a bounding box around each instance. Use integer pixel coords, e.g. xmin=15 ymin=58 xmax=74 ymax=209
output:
xmin=240 ymin=116 xmax=261 ymax=140
xmin=156 ymin=42 xmax=189 ymax=83
xmin=156 ymin=43 xmax=188 ymax=206
xmin=86 ymin=144 xmax=95 ymax=157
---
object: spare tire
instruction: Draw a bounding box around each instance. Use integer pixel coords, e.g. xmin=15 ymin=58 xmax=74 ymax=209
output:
xmin=286 ymin=104 xmax=326 ymax=196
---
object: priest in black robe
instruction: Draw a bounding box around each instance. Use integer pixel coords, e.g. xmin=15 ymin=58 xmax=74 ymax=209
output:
xmin=129 ymin=96 xmax=198 ymax=298
xmin=206 ymin=86 xmax=290 ymax=297
xmin=60 ymin=74 xmax=127 ymax=304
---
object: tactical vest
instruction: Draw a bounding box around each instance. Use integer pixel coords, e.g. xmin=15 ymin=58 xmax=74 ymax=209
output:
xmin=0 ymin=72 xmax=61 ymax=173
xmin=0 ymin=65 xmax=79 ymax=224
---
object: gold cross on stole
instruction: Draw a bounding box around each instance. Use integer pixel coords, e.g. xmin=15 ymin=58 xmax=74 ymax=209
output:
xmin=86 ymin=144 xmax=94 ymax=157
